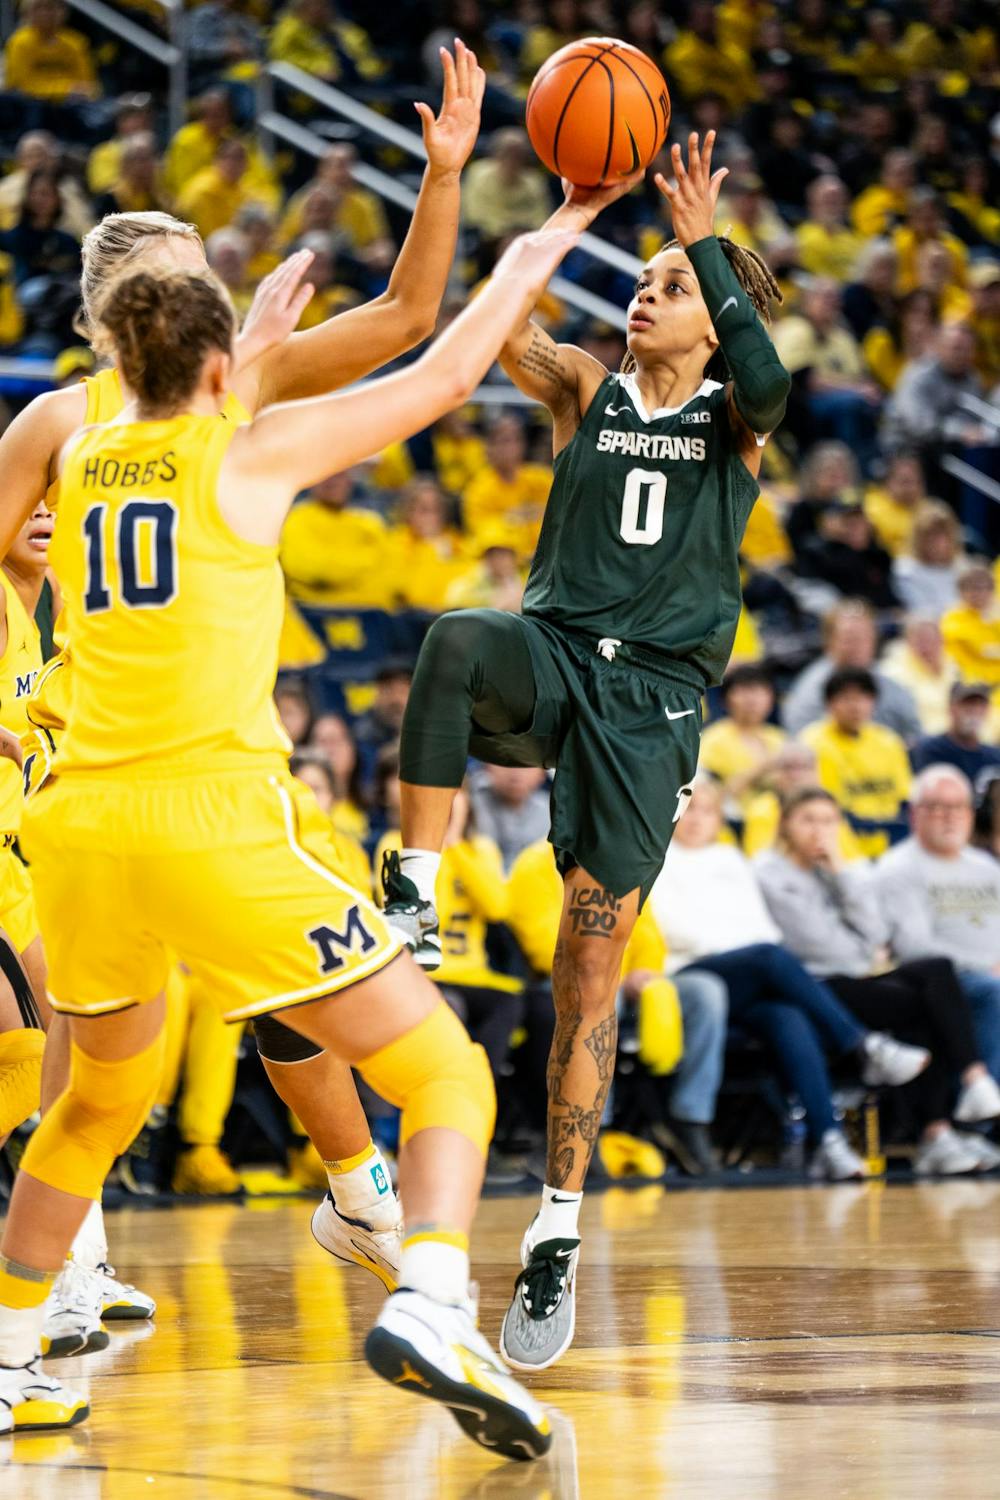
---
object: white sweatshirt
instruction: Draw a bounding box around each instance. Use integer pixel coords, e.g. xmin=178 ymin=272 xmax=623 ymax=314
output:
xmin=649 ymin=841 xmax=781 ymax=972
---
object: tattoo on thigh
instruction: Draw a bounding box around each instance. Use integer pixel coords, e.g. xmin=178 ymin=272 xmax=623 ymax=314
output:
xmin=567 ymin=885 xmax=622 ymax=939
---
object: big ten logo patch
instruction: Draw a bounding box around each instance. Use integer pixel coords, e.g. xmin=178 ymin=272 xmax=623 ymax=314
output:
xmin=307 ymin=907 xmax=377 ymax=974
xmin=568 ymin=885 xmax=621 ymax=938
xmin=370 ymin=1162 xmax=389 ymax=1196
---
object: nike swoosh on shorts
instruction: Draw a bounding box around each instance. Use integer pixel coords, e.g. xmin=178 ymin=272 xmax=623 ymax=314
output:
xmin=664 ymin=707 xmax=695 ymax=720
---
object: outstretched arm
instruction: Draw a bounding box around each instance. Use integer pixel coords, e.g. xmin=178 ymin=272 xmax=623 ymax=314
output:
xmin=499 ymin=174 xmax=642 ymax=452
xmin=654 ymin=132 xmax=789 ymax=469
xmin=225 ymin=225 xmax=580 ymax=538
xmin=235 ymin=42 xmax=486 ymax=410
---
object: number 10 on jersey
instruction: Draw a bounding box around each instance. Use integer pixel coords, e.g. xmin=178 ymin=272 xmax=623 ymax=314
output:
xmin=83 ymin=500 xmax=179 ymax=612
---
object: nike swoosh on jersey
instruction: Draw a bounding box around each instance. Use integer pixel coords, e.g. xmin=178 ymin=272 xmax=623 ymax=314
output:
xmin=664 ymin=707 xmax=696 ymax=720
xmin=716 ymin=295 xmax=738 ymax=319
xmin=605 ymin=404 xmax=628 ymax=416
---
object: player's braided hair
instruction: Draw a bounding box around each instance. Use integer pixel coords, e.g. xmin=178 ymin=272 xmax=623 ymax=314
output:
xmin=620 ymin=237 xmax=782 ymax=381
xmin=96 ymin=268 xmax=235 ymax=414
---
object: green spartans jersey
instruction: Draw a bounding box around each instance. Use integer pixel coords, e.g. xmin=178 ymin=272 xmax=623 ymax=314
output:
xmin=522 ymin=372 xmax=760 ymax=688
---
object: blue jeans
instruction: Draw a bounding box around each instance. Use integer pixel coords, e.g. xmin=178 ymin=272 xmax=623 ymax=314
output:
xmin=959 ymin=970 xmax=1000 ymax=1083
xmin=681 ymin=943 xmax=867 ymax=1144
xmin=808 ymin=388 xmax=879 ymax=475
xmin=669 ymin=970 xmax=729 ymax=1125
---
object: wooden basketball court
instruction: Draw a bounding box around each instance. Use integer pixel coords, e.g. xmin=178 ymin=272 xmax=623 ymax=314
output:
xmin=4 ymin=1182 xmax=1000 ymax=1498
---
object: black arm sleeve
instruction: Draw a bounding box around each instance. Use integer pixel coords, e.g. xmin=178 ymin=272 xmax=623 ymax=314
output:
xmin=686 ymin=235 xmax=791 ymax=435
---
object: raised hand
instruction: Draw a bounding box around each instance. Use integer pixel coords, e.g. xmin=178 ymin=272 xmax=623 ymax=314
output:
xmin=236 ymin=249 xmax=315 ymax=368
xmin=653 ymin=130 xmax=728 ymax=247
xmin=492 ymin=225 xmax=582 ymax=294
xmin=557 ymin=169 xmax=647 ymax=230
xmin=416 ymin=38 xmax=487 ymax=178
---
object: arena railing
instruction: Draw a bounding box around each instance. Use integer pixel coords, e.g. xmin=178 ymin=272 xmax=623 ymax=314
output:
xmin=256 ymin=61 xmax=640 ymax=330
xmin=58 ymin=0 xmax=188 ymax=138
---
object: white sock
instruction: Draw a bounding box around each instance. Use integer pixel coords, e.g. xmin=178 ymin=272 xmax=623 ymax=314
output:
xmin=326 ymin=1143 xmax=399 ymax=1230
xmin=0 ymin=1303 xmax=47 ymax=1366
xmin=533 ymin=1184 xmax=583 ymax=1243
xmin=70 ymin=1200 xmax=108 ymax=1271
xmin=399 ymin=849 xmax=441 ymax=906
xmin=398 ymin=1239 xmax=469 ymax=1305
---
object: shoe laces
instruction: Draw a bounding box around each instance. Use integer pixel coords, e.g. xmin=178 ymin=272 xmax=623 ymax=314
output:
xmin=515 ymin=1242 xmax=575 ymax=1320
xmin=54 ymin=1257 xmax=101 ymax=1317
xmin=97 ymin=1260 xmax=135 ymax=1295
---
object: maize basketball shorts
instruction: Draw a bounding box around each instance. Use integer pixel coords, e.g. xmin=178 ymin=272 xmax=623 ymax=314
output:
xmin=0 ymin=841 xmax=40 ymax=954
xmin=20 ymin=767 xmax=401 ymax=1020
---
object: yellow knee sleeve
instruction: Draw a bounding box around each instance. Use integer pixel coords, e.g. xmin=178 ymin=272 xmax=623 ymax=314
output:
xmin=359 ymin=1003 xmax=496 ymax=1158
xmin=0 ymin=1028 xmax=44 ymax=1136
xmin=21 ymin=1032 xmax=166 ymax=1199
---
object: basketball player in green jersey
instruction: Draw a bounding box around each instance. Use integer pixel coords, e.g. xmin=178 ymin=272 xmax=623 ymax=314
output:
xmin=383 ymin=132 xmax=790 ymax=1369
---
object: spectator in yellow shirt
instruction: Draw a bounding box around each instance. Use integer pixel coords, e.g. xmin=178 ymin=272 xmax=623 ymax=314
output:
xmin=307 ymin=712 xmax=369 ymax=845
xmin=269 ymin=0 xmax=385 ymax=84
xmin=279 ymin=144 xmax=394 ymax=271
xmin=700 ymin=664 xmax=786 ymax=817
xmin=94 ymin=133 xmax=173 ymax=218
xmin=740 ymin=484 xmax=792 ymax=569
xmin=947 ymin=159 xmax=1000 ymax=256
xmin=742 ymin=741 xmax=865 ymax=859
xmin=289 ymin=746 xmax=372 ymax=895
xmin=432 ymin=408 xmax=487 ymax=497
xmin=234 ymin=202 xmax=281 ymax=284
xmin=880 ymin=615 xmax=957 ymax=736
xmin=205 ymin=227 xmax=254 ymax=318
xmin=862 ymin=288 xmax=938 ymax=393
xmin=163 ymin=88 xmax=277 ymax=204
xmin=383 ymin=476 xmax=466 ymax=612
xmin=176 ymin=138 xmax=277 ymax=240
xmin=893 ymin=189 xmax=968 ymax=297
xmin=461 ymin=129 xmax=552 ymax=251
xmin=851 ymin=150 xmax=916 ymax=238
xmin=849 ymin=7 xmax=910 ymax=88
xmin=968 ymin=261 xmax=1000 ymax=388
xmin=461 ymin=412 xmax=550 ymax=560
xmin=280 ymin=468 xmax=391 ymax=609
xmin=942 ymin=564 xmax=1000 ymax=687
xmin=901 ymin=0 xmax=987 ymax=78
xmin=445 ymin=527 xmax=526 ymax=614
xmin=863 ymin=451 xmax=930 ymax=557
xmin=0 ymin=251 xmax=23 ymax=348
xmin=801 ymin=667 xmax=912 ymax=856
xmin=87 ymin=95 xmax=154 ymax=195
xmin=772 ymin=279 xmax=881 ymax=468
xmin=664 ymin=0 xmax=755 ymax=108
xmin=796 ymin=176 xmax=864 ymax=284
xmin=291 ymin=233 xmax=361 ymax=329
xmin=4 ymin=0 xmax=98 ymax=101
xmin=0 ymin=129 xmax=91 ymax=236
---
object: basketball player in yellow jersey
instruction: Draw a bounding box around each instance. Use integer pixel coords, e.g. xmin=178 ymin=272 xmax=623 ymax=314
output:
xmin=0 ymin=42 xmax=488 ymax=1340
xmin=0 ymin=504 xmax=53 ymax=1149
xmin=0 ymin=226 xmax=578 ymax=1449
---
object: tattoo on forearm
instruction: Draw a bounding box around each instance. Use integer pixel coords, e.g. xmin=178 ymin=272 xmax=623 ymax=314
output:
xmin=516 ymin=328 xmax=564 ymax=388
xmin=567 ymin=885 xmax=621 ymax=939
xmin=545 ymin=941 xmax=620 ymax=1187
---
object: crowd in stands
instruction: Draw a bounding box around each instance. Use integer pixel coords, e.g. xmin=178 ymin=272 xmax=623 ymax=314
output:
xmin=1 ymin=0 xmax=1000 ymax=1193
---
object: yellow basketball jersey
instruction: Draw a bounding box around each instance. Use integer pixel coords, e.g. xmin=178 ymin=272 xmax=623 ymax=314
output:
xmin=0 ymin=569 xmax=42 ymax=831
xmin=52 ymin=413 xmax=289 ymax=776
xmin=81 ymin=366 xmax=251 ymax=428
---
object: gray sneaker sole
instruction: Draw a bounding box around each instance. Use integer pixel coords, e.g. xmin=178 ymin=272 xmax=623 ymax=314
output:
xmin=499 ymin=1280 xmax=576 ymax=1373
xmin=365 ymin=1325 xmax=551 ymax=1461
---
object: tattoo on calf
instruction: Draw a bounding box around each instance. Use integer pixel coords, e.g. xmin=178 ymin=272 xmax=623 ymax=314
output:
xmin=517 ymin=328 xmax=564 ymax=387
xmin=567 ymin=885 xmax=621 ymax=939
xmin=545 ymin=940 xmax=621 ymax=1187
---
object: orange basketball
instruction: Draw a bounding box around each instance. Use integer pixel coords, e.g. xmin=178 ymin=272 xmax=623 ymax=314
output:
xmin=526 ymin=37 xmax=670 ymax=189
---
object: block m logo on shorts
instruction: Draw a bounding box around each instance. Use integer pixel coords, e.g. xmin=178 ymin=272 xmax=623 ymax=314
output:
xmin=307 ymin=907 xmax=378 ymax=975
